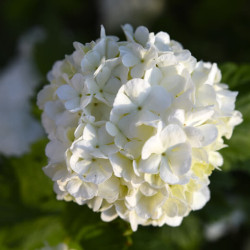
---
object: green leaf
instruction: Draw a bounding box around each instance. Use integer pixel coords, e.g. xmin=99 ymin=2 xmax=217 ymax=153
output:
xmin=0 ymin=215 xmax=66 ymax=250
xmin=219 ymin=63 xmax=250 ymax=172
xmin=220 ymin=63 xmax=250 ymax=92
xmin=61 ymin=203 xmax=129 ymax=250
xmin=0 ymin=139 xmax=68 ymax=249
xmin=130 ymin=215 xmax=202 ymax=250
xmin=9 ymin=139 xmax=63 ymax=210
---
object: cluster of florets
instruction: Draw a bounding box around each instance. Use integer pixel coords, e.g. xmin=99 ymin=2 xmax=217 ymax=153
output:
xmin=37 ymin=25 xmax=242 ymax=231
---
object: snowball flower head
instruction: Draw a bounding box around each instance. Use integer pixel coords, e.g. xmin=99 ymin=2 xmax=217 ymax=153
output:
xmin=37 ymin=25 xmax=242 ymax=231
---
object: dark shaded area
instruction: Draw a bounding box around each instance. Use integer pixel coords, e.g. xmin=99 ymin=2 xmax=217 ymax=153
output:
xmin=1 ymin=0 xmax=250 ymax=70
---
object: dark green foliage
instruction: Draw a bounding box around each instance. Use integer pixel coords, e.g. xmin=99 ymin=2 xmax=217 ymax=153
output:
xmin=0 ymin=140 xmax=66 ymax=249
xmin=220 ymin=63 xmax=250 ymax=172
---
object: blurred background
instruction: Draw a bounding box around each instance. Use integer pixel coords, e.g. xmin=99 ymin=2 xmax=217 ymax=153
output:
xmin=0 ymin=0 xmax=250 ymax=249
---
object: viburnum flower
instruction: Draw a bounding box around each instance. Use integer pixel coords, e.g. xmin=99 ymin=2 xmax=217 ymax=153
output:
xmin=37 ymin=24 xmax=242 ymax=231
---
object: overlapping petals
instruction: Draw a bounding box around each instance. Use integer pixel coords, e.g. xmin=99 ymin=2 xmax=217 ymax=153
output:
xmin=38 ymin=24 xmax=242 ymax=231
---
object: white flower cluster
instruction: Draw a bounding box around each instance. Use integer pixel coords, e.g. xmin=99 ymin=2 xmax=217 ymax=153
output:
xmin=37 ymin=25 xmax=242 ymax=231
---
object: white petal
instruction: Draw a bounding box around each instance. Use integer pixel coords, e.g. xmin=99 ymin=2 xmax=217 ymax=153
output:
xmin=123 ymin=140 xmax=144 ymax=159
xmin=66 ymin=178 xmax=81 ymax=195
xmin=157 ymin=53 xmax=176 ymax=66
xmin=117 ymin=113 xmax=136 ymax=138
xmin=135 ymin=110 xmax=159 ymax=127
xmin=144 ymin=67 xmax=162 ymax=85
xmin=84 ymin=160 xmax=112 ymax=184
xmin=125 ymin=190 xmax=141 ymax=208
xmin=66 ymin=178 xmax=97 ymax=200
xmin=73 ymin=159 xmax=92 ymax=175
xmin=64 ymin=97 xmax=80 ymax=111
xmin=186 ymin=106 xmax=214 ymax=127
xmin=81 ymin=51 xmax=100 ymax=72
xmin=134 ymin=26 xmax=149 ymax=46
xmin=164 ymin=199 xmax=178 ymax=217
xmin=56 ymin=85 xmax=77 ymax=100
xmin=88 ymin=196 xmax=103 ymax=211
xmin=184 ymin=126 xmax=203 ymax=147
xmin=86 ymin=77 xmax=99 ymax=93
xmin=37 ymin=85 xmax=56 ymax=109
xmin=80 ymin=95 xmax=92 ymax=109
xmin=209 ymin=151 xmax=223 ymax=168
xmin=131 ymin=63 xmax=145 ymax=78
xmin=197 ymin=84 xmax=216 ymax=106
xmin=101 ymin=206 xmax=118 ymax=222
xmin=129 ymin=211 xmax=139 ymax=231
xmin=110 ymin=153 xmax=131 ymax=178
xmin=139 ymin=183 xmax=158 ymax=197
xmin=112 ymin=89 xmax=137 ymax=117
xmin=43 ymin=163 xmax=69 ymax=181
xmin=104 ymin=77 xmax=121 ymax=95
xmin=106 ymin=122 xmax=119 ymax=137
xmin=217 ymin=89 xmax=238 ymax=115
xmin=156 ymin=32 xmax=170 ymax=43
xmin=143 ymin=86 xmax=172 ymax=113
xmin=172 ymin=89 xmax=193 ymax=110
xmin=135 ymin=192 xmax=166 ymax=219
xmin=98 ymin=176 xmax=120 ymax=202
xmin=100 ymin=144 xmax=118 ymax=156
xmin=122 ymin=53 xmax=139 ymax=67
xmin=144 ymin=46 xmax=157 ymax=61
xmin=192 ymin=148 xmax=208 ymax=162
xmin=155 ymin=31 xmax=170 ymax=49
xmin=198 ymin=124 xmax=218 ymax=146
xmin=161 ymin=74 xmax=186 ymax=97
xmin=83 ymin=123 xmax=97 ymax=142
xmin=160 ymin=158 xmax=179 ymax=184
xmin=165 ymin=216 xmax=183 ymax=227
xmin=106 ymin=40 xmax=119 ymax=58
xmin=71 ymin=73 xmax=85 ymax=92
xmin=191 ymin=186 xmax=210 ymax=210
xmin=122 ymin=24 xmax=134 ymax=41
xmin=78 ymin=182 xmax=97 ymax=199
xmin=89 ymin=148 xmax=108 ymax=159
xmin=96 ymin=66 xmax=111 ymax=87
xmin=161 ymin=124 xmax=186 ymax=149
xmin=167 ymin=143 xmax=192 ymax=176
xmin=144 ymin=173 xmax=165 ymax=188
xmin=119 ymin=45 xmax=131 ymax=55
xmin=168 ymin=109 xmax=185 ymax=125
xmin=141 ymin=134 xmax=164 ymax=159
xmin=138 ymin=154 xmax=161 ymax=174
xmin=109 ymin=153 xmax=139 ymax=183
xmin=97 ymin=125 xmax=113 ymax=145
xmin=114 ymin=133 xmax=128 ymax=149
xmin=124 ymin=79 xmax=151 ymax=106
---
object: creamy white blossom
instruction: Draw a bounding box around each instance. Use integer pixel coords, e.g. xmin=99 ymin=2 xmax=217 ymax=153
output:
xmin=38 ymin=24 xmax=242 ymax=231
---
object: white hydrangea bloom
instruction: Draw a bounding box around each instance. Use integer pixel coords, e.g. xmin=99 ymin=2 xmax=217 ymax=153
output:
xmin=37 ymin=24 xmax=242 ymax=231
